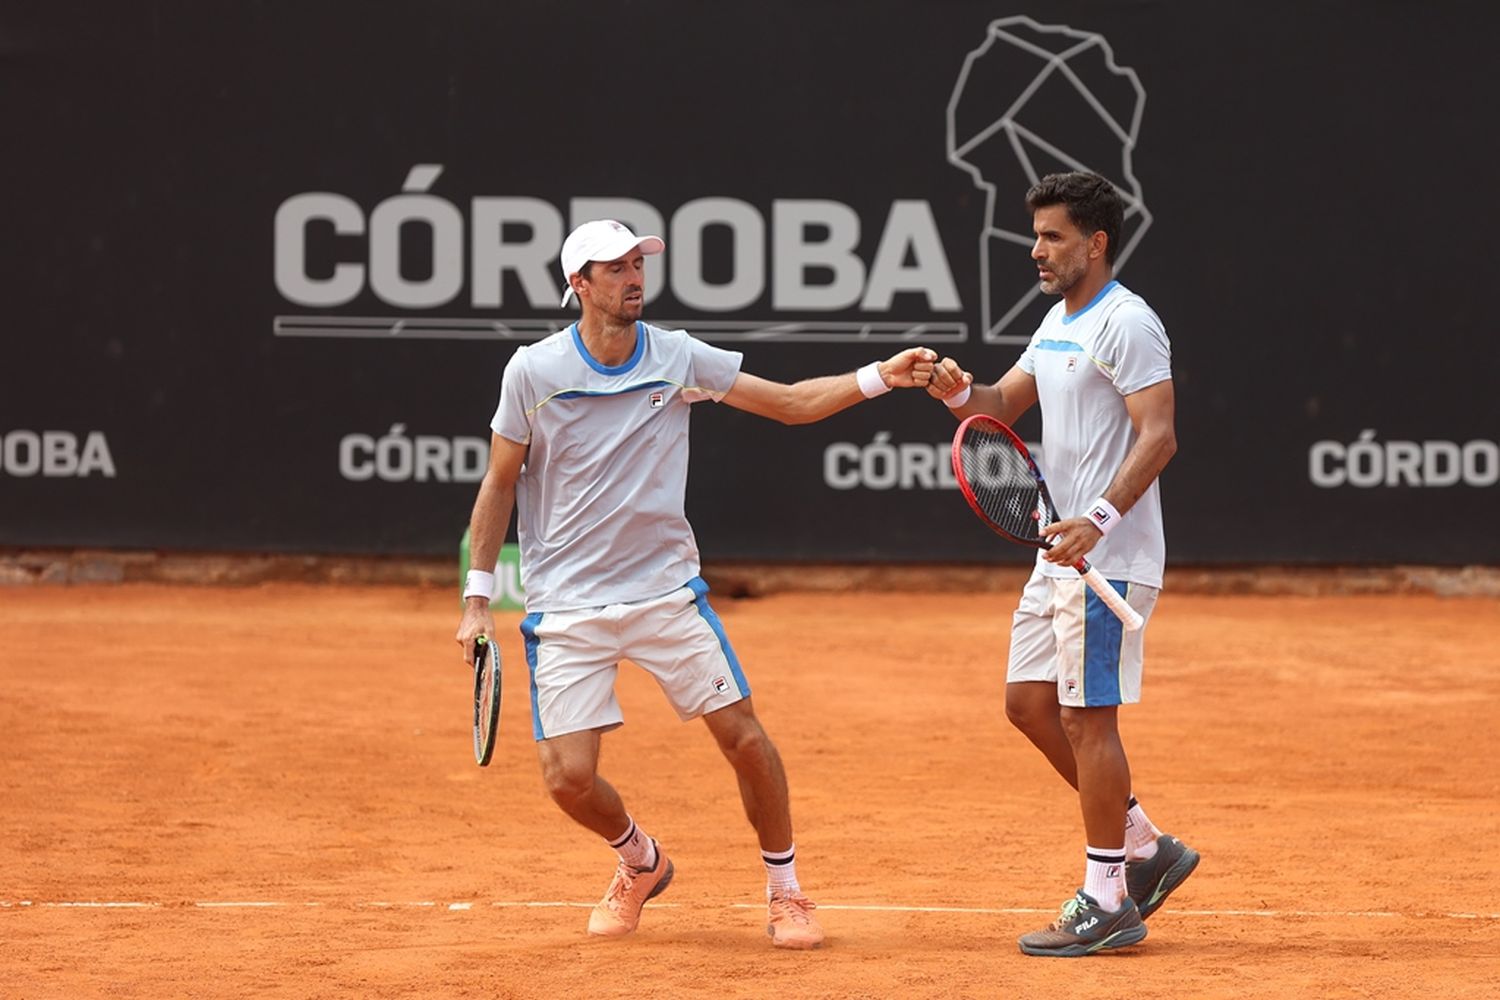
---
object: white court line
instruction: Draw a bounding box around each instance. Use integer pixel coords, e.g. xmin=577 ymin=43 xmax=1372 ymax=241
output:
xmin=5 ymin=901 xmax=159 ymax=909
xmin=737 ymin=904 xmax=1051 ymax=915
xmin=489 ymin=901 xmax=681 ymax=909
xmin=2 ymin=900 xmax=1496 ymax=920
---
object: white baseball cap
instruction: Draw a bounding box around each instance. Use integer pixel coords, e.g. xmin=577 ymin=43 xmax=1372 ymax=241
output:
xmin=558 ymin=220 xmax=666 ymax=307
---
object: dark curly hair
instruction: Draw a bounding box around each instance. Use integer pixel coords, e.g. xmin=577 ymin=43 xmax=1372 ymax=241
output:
xmin=1024 ymin=172 xmax=1124 ymax=265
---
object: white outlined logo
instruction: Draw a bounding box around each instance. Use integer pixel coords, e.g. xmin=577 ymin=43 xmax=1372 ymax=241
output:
xmin=948 ymin=16 xmax=1151 ymax=343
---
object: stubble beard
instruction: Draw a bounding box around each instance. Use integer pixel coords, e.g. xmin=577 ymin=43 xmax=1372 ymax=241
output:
xmin=610 ymin=298 xmax=644 ymax=325
xmin=1039 ymin=257 xmax=1085 ymax=297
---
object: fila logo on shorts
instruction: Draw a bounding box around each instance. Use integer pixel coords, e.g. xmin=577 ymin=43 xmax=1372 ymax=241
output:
xmin=649 ymin=391 xmax=664 ymax=408
xmin=712 ymin=675 xmax=729 ymax=694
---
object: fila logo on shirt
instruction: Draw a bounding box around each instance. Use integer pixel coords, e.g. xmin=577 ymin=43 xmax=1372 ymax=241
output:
xmin=1065 ymin=356 xmax=1078 ymax=373
xmin=649 ymin=391 xmax=664 ymax=408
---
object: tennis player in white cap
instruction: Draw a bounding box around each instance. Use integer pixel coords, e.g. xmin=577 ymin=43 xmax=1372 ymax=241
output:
xmin=457 ymin=220 xmax=935 ymax=949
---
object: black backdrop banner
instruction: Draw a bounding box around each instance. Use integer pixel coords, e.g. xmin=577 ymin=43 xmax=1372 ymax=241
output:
xmin=3 ymin=2 xmax=1496 ymax=565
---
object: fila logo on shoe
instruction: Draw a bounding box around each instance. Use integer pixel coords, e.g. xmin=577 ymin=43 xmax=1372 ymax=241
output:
xmin=1073 ymin=915 xmax=1099 ymax=933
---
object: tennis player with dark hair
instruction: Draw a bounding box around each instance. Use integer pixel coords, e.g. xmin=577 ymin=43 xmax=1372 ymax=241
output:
xmin=929 ymin=171 xmax=1198 ymax=957
xmin=456 ymin=219 xmax=935 ymax=950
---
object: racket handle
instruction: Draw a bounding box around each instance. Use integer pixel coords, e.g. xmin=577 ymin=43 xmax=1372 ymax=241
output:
xmin=1076 ymin=561 xmax=1145 ymax=632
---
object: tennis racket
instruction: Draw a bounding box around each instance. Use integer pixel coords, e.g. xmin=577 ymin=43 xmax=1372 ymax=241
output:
xmin=472 ymin=635 xmax=501 ymax=766
xmin=951 ymin=414 xmax=1144 ymax=631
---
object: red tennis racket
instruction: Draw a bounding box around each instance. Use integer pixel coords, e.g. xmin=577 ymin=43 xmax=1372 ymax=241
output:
xmin=951 ymin=414 xmax=1144 ymax=631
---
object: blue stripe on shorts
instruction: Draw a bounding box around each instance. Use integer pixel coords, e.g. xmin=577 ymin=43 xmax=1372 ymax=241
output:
xmin=1083 ymin=580 xmax=1128 ymax=706
xmin=685 ymin=577 xmax=751 ymax=697
xmin=520 ymin=612 xmax=544 ymax=740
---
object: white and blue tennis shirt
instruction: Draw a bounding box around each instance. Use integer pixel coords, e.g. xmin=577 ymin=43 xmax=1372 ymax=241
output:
xmin=1017 ymin=281 xmax=1173 ymax=589
xmin=491 ymin=322 xmax=743 ymax=612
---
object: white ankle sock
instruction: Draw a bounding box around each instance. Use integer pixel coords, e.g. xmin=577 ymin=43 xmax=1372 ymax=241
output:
xmin=1125 ymin=796 xmax=1162 ymax=862
xmin=1084 ymin=847 xmax=1127 ymax=911
xmin=763 ymin=844 xmax=800 ymax=898
xmin=608 ymin=817 xmax=657 ymax=871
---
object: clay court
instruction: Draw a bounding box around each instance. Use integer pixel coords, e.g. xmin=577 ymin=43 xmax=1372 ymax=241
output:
xmin=4 ymin=578 xmax=1499 ymax=998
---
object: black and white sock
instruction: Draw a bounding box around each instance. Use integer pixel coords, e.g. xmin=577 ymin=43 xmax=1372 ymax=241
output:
xmin=608 ymin=817 xmax=657 ymax=871
xmin=1124 ymin=795 xmax=1162 ymax=862
xmin=1084 ymin=846 xmax=1127 ymax=911
xmin=762 ymin=844 xmax=800 ymax=899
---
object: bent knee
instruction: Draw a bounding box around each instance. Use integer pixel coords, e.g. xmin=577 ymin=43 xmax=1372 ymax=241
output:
xmin=1058 ymin=705 xmax=1119 ymax=745
xmin=1005 ymin=688 xmax=1056 ymax=734
xmin=541 ymin=762 xmax=597 ymax=806
xmin=717 ymin=724 xmax=777 ymax=768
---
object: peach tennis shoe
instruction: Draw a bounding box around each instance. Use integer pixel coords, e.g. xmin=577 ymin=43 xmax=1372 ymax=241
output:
xmin=767 ymin=890 xmax=824 ymax=949
xmin=586 ymin=843 xmax=675 ymax=937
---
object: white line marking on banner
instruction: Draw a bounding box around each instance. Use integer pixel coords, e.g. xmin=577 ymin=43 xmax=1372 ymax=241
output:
xmin=272 ymin=316 xmax=969 ymax=344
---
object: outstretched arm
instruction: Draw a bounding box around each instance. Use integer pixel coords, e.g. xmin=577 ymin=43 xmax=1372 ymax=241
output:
xmin=720 ymin=347 xmax=936 ymax=425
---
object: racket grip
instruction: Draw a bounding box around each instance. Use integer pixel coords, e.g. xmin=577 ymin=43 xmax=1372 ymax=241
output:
xmin=1077 ymin=562 xmax=1145 ymax=632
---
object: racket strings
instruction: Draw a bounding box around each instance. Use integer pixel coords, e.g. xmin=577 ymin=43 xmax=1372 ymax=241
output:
xmin=958 ymin=429 xmax=1049 ymax=543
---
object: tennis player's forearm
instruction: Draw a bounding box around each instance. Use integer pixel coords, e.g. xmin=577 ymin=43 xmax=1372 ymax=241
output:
xmin=944 ymin=383 xmax=1028 ymax=425
xmin=467 ymin=477 xmax=516 ymax=575
xmin=1101 ymin=429 xmax=1177 ymax=513
xmin=731 ymin=349 xmax=932 ymax=423
xmin=993 ymin=390 xmax=1035 ymax=427
xmin=763 ymin=375 xmax=869 ymax=425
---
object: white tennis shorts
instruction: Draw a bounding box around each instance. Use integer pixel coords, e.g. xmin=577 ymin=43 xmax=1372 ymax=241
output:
xmin=1007 ymin=566 xmax=1160 ymax=707
xmin=518 ymin=577 xmax=750 ymax=740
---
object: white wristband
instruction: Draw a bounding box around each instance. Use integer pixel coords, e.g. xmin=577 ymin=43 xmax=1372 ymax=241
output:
xmin=942 ymin=384 xmax=972 ymax=409
xmin=463 ymin=569 xmax=495 ymax=600
xmin=856 ymin=361 xmax=891 ymax=398
xmin=1085 ymin=498 xmax=1123 ymax=536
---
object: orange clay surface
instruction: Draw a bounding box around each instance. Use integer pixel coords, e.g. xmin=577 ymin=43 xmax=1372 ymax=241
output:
xmin=3 ymin=582 xmax=1499 ymax=999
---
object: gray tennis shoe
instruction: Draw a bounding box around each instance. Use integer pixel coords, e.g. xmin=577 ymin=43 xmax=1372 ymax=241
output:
xmin=1017 ymin=889 xmax=1147 ymax=957
xmin=1126 ymin=834 xmax=1200 ymax=919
